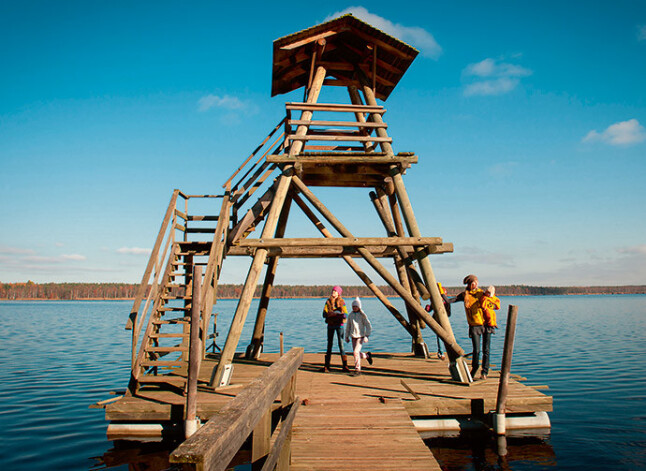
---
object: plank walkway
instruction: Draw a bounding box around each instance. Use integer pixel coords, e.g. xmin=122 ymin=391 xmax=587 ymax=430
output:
xmin=290 ymin=398 xmax=439 ymax=470
xmin=104 ymin=352 xmax=552 ymax=469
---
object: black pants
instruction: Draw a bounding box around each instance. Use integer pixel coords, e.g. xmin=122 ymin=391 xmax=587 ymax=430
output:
xmin=470 ymin=329 xmax=492 ymax=376
xmin=326 ymin=325 xmax=345 ymax=356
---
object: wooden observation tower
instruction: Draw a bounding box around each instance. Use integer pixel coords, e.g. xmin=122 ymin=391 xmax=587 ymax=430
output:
xmin=124 ymin=14 xmax=472 ymax=399
xmin=103 ymin=17 xmax=553 ymax=467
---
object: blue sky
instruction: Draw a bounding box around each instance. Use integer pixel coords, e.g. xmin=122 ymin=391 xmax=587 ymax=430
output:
xmin=1 ymin=1 xmax=645 ymax=287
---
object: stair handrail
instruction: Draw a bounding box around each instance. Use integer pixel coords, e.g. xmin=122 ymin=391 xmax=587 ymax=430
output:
xmin=223 ymin=117 xmax=286 ymax=191
xmin=170 ymin=347 xmax=304 ymax=470
xmin=199 ymin=193 xmax=233 ymax=354
xmin=126 ymin=189 xmax=181 ymax=331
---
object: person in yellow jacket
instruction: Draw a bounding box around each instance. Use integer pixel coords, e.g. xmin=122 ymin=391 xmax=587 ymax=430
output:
xmin=453 ymin=274 xmax=489 ymax=379
xmin=480 ymin=285 xmax=500 ymax=379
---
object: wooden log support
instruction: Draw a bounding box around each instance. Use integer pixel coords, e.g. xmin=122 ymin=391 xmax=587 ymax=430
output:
xmin=495 ymin=305 xmax=519 ymax=435
xmin=291 ymin=176 xmax=463 ymax=357
xmin=248 ymin=197 xmax=292 ymax=359
xmin=211 ymin=65 xmax=327 ymax=388
xmin=358 ymin=73 xmax=460 ymax=360
xmin=171 ymin=348 xmax=304 ymax=471
xmin=185 ymin=266 xmax=202 ymax=439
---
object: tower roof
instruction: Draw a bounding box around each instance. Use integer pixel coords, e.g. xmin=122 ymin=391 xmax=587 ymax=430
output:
xmin=272 ymin=15 xmax=419 ymax=101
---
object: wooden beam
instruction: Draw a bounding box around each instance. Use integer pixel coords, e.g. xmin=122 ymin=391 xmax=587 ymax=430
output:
xmin=267 ymin=154 xmax=416 ymax=165
xmin=235 ymin=236 xmax=442 ymax=248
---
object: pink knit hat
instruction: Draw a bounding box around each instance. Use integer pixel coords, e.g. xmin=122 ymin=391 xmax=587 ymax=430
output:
xmin=333 ymin=285 xmax=343 ymax=295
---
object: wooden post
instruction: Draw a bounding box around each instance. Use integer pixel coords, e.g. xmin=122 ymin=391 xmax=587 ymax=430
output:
xmin=370 ymin=190 xmax=427 ymax=355
xmin=248 ymin=197 xmax=292 ymax=359
xmin=252 ymin=409 xmax=272 ymax=464
xmin=358 ymin=74 xmax=459 ymax=359
xmin=210 ymin=65 xmax=327 ymax=388
xmin=495 ymin=305 xmax=519 ymax=435
xmin=185 ymin=266 xmax=202 ymax=439
xmin=280 ymin=332 xmax=284 ymax=356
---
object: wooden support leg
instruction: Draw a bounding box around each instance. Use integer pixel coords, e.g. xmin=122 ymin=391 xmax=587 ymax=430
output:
xmin=211 ymin=64 xmax=328 ymax=388
xmin=358 ymin=75 xmax=460 ymax=361
xmin=247 ymin=198 xmax=292 ymax=359
xmin=210 ymin=174 xmax=293 ymax=388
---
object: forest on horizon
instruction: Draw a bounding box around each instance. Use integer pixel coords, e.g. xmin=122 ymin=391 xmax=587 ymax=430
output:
xmin=1 ymin=281 xmax=644 ymax=300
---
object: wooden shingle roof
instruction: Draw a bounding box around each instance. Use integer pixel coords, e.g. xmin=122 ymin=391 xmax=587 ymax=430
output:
xmin=272 ymin=15 xmax=419 ymax=101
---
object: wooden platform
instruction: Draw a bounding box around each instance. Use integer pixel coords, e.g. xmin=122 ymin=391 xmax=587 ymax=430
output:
xmin=105 ymin=352 xmax=551 ymax=469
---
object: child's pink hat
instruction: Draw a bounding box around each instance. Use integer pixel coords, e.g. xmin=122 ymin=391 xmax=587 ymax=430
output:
xmin=333 ymin=285 xmax=343 ymax=295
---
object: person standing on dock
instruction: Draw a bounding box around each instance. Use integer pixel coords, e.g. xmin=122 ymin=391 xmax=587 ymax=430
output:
xmin=322 ymin=286 xmax=350 ymax=373
xmin=480 ymin=285 xmax=501 ymax=379
xmin=345 ymin=297 xmax=373 ymax=376
xmin=452 ymin=274 xmax=488 ymax=379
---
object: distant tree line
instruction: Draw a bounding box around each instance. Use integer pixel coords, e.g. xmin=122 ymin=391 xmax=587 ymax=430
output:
xmin=1 ymin=281 xmax=644 ymax=300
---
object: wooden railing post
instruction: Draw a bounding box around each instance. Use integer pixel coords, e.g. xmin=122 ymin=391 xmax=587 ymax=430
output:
xmin=185 ymin=266 xmax=203 ymax=438
xmin=495 ymin=305 xmax=519 ymax=435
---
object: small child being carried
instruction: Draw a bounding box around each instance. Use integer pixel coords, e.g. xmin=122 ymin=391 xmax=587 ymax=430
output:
xmin=345 ymin=297 xmax=373 ymax=376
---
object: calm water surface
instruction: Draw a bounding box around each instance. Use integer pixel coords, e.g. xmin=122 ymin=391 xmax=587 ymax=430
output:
xmin=0 ymin=295 xmax=644 ymax=470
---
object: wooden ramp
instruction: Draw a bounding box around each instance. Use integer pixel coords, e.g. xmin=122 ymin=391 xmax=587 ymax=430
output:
xmin=291 ymin=397 xmax=439 ymax=470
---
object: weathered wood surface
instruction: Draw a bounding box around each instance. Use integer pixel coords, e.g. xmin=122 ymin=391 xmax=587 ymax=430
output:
xmin=106 ymin=353 xmax=552 ymax=422
xmin=170 ymin=348 xmax=304 ymax=470
xmin=290 ymin=398 xmax=439 ymax=471
xmin=267 ymin=153 xmax=417 ymax=164
xmin=235 ymin=236 xmax=442 ymax=247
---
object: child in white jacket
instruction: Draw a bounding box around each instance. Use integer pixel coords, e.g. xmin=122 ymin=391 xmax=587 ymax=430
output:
xmin=345 ymin=297 xmax=373 ymax=376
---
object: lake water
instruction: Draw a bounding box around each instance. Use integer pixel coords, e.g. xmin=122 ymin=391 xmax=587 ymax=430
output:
xmin=0 ymin=295 xmax=644 ymax=470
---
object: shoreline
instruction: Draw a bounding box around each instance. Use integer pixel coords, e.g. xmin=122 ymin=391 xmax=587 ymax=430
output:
xmin=2 ymin=292 xmax=644 ymax=301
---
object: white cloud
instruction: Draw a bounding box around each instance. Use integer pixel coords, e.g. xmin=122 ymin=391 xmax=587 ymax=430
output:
xmin=117 ymin=247 xmax=152 ymax=255
xmin=62 ymin=254 xmax=86 ymax=261
xmin=617 ymin=244 xmax=646 ymax=255
xmin=198 ymin=94 xmax=246 ymax=112
xmin=0 ymin=246 xmax=35 ymax=255
xmin=582 ymin=119 xmax=646 ymax=146
xmin=638 ymin=25 xmax=646 ymax=41
xmin=462 ymin=57 xmax=532 ymax=96
xmin=326 ymin=6 xmax=442 ymax=59
xmin=464 ymin=78 xmax=519 ymax=96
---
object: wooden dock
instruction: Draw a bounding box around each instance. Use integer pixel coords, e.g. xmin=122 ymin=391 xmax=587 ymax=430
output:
xmin=104 ymin=352 xmax=551 ymax=469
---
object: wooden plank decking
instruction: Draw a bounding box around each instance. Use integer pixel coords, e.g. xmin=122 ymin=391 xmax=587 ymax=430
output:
xmin=105 ymin=352 xmax=552 ymax=469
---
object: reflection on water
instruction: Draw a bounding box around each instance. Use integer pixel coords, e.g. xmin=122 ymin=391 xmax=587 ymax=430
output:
xmin=427 ymin=432 xmax=556 ymax=470
xmin=0 ymin=295 xmax=645 ymax=470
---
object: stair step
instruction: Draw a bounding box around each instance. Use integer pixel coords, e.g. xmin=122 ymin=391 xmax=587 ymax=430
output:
xmin=162 ymin=295 xmax=192 ymax=300
xmin=187 ymin=215 xmax=219 ymax=221
xmin=185 ymin=228 xmax=216 ymax=234
xmin=141 ymin=360 xmax=184 ymax=367
xmin=138 ymin=375 xmax=187 ymax=384
xmin=172 ymin=262 xmax=209 ymax=266
xmin=177 ymin=251 xmax=209 ymax=256
xmin=166 ymin=284 xmax=187 ymax=289
xmin=177 ymin=241 xmax=211 ymax=246
xmin=149 ymin=333 xmax=189 ymax=338
xmin=147 ymin=346 xmax=188 ymax=353
xmin=158 ymin=306 xmax=190 ymax=312
xmin=153 ymin=317 xmax=190 ymax=324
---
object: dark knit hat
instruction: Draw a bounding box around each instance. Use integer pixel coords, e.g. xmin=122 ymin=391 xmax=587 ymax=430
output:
xmin=463 ymin=274 xmax=478 ymax=285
